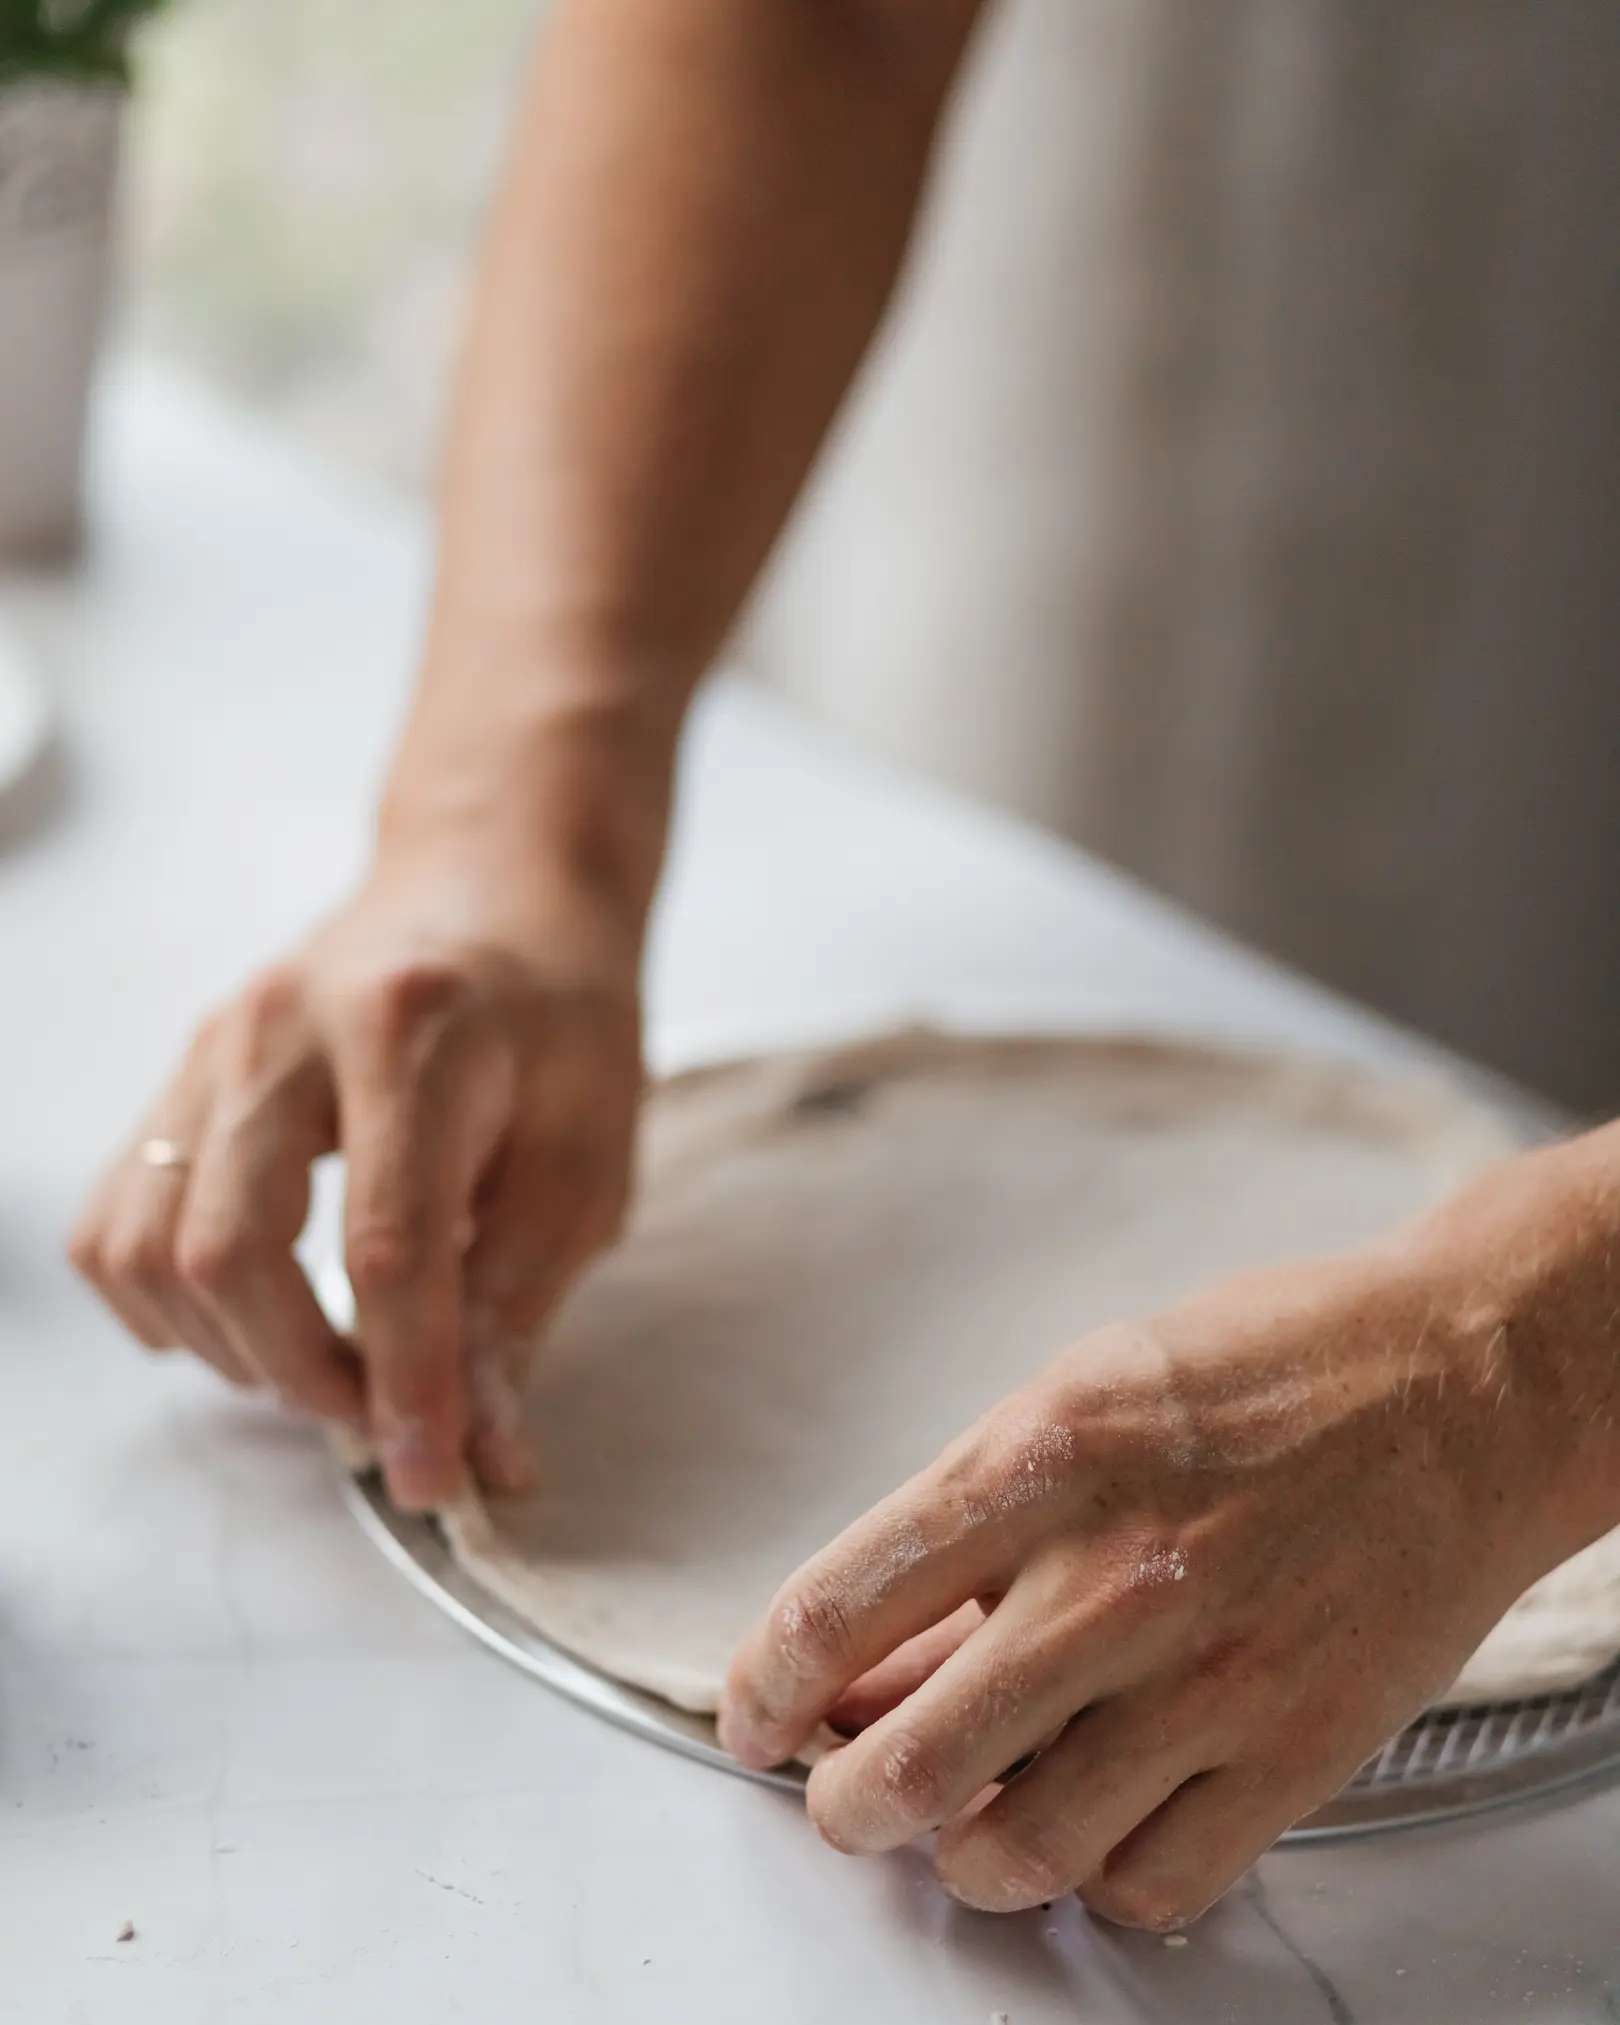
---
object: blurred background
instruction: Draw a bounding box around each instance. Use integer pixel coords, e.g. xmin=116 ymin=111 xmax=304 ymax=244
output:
xmin=20 ymin=0 xmax=1620 ymax=1107
xmin=128 ymin=0 xmax=532 ymax=482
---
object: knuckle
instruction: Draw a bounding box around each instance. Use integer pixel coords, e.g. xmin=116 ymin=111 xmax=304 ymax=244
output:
xmin=236 ymin=961 xmax=305 ymax=1035
xmin=871 ymin=1725 xmax=952 ymax=1822
xmin=991 ymin=1400 xmax=1082 ymax=1482
xmin=774 ymin=1576 xmax=859 ymax=1678
xmin=345 ymin=1220 xmax=424 ymax=1298
xmin=211 ymin=965 xmax=314 ymax=1086
xmin=1117 ymin=1529 xmax=1193 ymax=1592
xmin=931 ymin=1401 xmax=1081 ymax=1536
xmin=929 ymin=1421 xmax=1004 ymax=1521
xmin=805 ymin=1725 xmax=954 ymax=1853
xmin=349 ymin=959 xmax=470 ymax=1050
xmin=174 ymin=1226 xmax=249 ymax=1298
xmin=104 ymin=1233 xmax=173 ymax=1296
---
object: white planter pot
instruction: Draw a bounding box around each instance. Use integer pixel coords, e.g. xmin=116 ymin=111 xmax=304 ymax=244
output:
xmin=0 ymin=78 xmax=122 ymax=560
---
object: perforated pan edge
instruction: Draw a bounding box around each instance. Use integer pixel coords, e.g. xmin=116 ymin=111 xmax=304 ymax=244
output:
xmin=344 ymin=1470 xmax=1620 ymax=1840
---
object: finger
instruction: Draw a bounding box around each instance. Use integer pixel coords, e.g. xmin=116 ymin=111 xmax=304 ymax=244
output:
xmin=77 ymin=1245 xmax=183 ymax=1354
xmin=461 ymin=987 xmax=637 ymax=1353
xmin=1077 ymin=1757 xmax=1327 ymax=1932
xmin=720 ymin=1398 xmax=1102 ymax=1769
xmin=175 ymin=1059 xmax=364 ymax=1425
xmin=461 ymin=1125 xmax=631 ymax=1494
xmin=70 ymin=1182 xmax=180 ymax=1353
xmin=808 ymin=1551 xmax=1192 ymax=1857
xmin=932 ymin=1685 xmax=1223 ymax=1915
xmin=719 ymin=1444 xmax=1035 ymax=1770
xmin=826 ymin=1601 xmax=988 ymax=1735
xmin=102 ymin=1170 xmax=254 ymax=1385
xmin=168 ymin=1019 xmax=346 ymax=1410
xmin=463 ymin=1130 xmax=627 ymax=1344
xmin=465 ymin=1350 xmax=537 ymax=1495
xmin=337 ymin=1001 xmax=510 ymax=1510
xmin=74 ymin=1045 xmax=256 ymax=1384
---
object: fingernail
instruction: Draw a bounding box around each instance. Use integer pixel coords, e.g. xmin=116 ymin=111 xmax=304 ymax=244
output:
xmin=378 ymin=1418 xmax=449 ymax=1512
xmin=717 ymin=1696 xmax=781 ymax=1770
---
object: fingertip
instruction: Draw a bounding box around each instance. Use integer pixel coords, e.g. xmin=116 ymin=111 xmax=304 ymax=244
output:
xmin=65 ymin=1218 xmax=100 ymax=1285
xmin=385 ymin=1465 xmax=457 ymax=1515
xmin=377 ymin=1416 xmax=462 ymax=1512
xmin=715 ymin=1690 xmax=787 ymax=1771
xmin=466 ymin=1350 xmax=536 ymax=1493
xmin=930 ymin=1832 xmax=1039 ymax=1915
xmin=469 ymin=1419 xmax=537 ymax=1495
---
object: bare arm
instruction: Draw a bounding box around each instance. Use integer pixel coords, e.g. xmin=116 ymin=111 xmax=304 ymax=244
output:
xmin=386 ymin=0 xmax=987 ymax=915
xmin=75 ymin=0 xmax=1620 ymax=1929
xmin=74 ymin=0 xmax=985 ymax=1508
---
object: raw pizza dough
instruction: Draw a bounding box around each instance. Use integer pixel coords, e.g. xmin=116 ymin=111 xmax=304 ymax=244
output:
xmin=442 ymin=1030 xmax=1620 ymax=1718
xmin=1445 ymin=1534 xmax=1620 ymax=1704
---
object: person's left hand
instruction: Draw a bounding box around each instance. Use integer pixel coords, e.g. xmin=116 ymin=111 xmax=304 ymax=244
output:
xmin=719 ymin=1239 xmax=1576 ymax=1929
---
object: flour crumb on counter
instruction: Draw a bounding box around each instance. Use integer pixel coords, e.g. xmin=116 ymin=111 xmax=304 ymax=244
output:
xmin=1163 ymin=1934 xmax=1188 ymax=1949
xmin=115 ymin=1920 xmax=136 ymax=1944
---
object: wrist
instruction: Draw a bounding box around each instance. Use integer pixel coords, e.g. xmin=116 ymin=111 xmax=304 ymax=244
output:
xmin=1400 ymin=1130 xmax=1620 ymax=1565
xmin=378 ymin=654 xmax=679 ymax=940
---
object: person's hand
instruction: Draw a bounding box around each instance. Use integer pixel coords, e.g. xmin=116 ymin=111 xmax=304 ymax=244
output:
xmin=719 ymin=1240 xmax=1578 ymax=1930
xmin=70 ymin=846 xmax=641 ymax=1510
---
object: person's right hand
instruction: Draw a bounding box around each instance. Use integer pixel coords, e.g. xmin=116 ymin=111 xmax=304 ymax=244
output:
xmin=69 ymin=847 xmax=643 ymax=1510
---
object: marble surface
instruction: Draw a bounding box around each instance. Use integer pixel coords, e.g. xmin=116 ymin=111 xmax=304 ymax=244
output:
xmin=0 ymin=366 xmax=1614 ymax=2020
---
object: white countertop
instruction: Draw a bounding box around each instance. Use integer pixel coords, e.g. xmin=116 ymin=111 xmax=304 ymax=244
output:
xmin=0 ymin=366 xmax=1613 ymax=2022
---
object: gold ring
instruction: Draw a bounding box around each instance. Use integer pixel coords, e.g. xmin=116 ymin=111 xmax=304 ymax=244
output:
xmin=138 ymin=1137 xmax=193 ymax=1174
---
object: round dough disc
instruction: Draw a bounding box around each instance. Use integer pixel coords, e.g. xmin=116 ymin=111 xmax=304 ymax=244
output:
xmin=1444 ymin=1531 xmax=1620 ymax=1705
xmin=443 ymin=1030 xmax=1608 ymax=1717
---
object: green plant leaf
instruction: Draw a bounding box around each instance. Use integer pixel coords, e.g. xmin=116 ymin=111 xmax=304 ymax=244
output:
xmin=0 ymin=0 xmax=173 ymax=85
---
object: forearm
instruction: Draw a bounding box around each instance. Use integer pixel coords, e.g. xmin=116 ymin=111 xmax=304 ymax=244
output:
xmin=381 ymin=0 xmax=984 ymax=927
xmin=1408 ymin=1116 xmax=1620 ymax=1557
